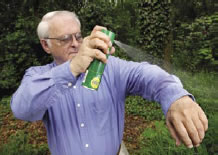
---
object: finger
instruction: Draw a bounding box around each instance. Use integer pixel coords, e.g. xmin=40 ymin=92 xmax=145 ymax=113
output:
xmin=89 ymin=38 xmax=109 ymax=54
xmin=80 ymin=56 xmax=94 ymax=72
xmin=109 ymin=46 xmax=115 ymax=54
xmin=92 ymin=25 xmax=107 ymax=33
xmin=183 ymin=118 xmax=201 ymax=146
xmin=91 ymin=49 xmax=107 ymax=63
xmin=90 ymin=31 xmax=112 ymax=50
xmin=166 ymin=120 xmax=181 ymax=146
xmin=172 ymin=119 xmax=193 ymax=148
xmin=192 ymin=115 xmax=205 ymax=142
xmin=198 ymin=109 xmax=208 ymax=131
xmin=71 ymin=55 xmax=94 ymax=74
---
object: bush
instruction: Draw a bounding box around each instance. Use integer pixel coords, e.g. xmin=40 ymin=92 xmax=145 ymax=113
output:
xmin=172 ymin=15 xmax=216 ymax=71
xmin=78 ymin=1 xmax=138 ymax=46
xmin=136 ymin=0 xmax=172 ymax=65
xmin=125 ymin=96 xmax=163 ymax=121
xmin=0 ymin=11 xmax=52 ymax=98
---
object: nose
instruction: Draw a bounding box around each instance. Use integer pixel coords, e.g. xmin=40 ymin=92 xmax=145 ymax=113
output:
xmin=71 ymin=36 xmax=79 ymax=47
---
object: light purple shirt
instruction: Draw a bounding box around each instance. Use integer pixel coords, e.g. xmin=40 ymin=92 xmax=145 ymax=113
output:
xmin=11 ymin=56 xmax=191 ymax=155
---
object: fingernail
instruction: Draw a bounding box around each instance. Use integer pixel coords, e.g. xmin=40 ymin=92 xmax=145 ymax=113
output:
xmin=176 ymin=141 xmax=180 ymax=146
xmin=109 ymin=41 xmax=112 ymax=47
xmin=195 ymin=144 xmax=200 ymax=147
xmin=188 ymin=145 xmax=193 ymax=148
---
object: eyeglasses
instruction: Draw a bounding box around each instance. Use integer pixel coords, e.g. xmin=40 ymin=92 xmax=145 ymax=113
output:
xmin=44 ymin=32 xmax=83 ymax=45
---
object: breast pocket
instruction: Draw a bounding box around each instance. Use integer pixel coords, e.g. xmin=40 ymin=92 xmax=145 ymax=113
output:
xmin=90 ymin=96 xmax=113 ymax=135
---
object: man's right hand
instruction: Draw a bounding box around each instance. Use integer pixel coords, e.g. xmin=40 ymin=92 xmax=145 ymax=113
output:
xmin=70 ymin=25 xmax=115 ymax=77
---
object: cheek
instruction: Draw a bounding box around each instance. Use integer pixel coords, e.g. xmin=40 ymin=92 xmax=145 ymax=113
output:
xmin=54 ymin=47 xmax=68 ymax=58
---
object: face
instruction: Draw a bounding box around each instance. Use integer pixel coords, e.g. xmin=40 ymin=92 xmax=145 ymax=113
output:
xmin=43 ymin=15 xmax=82 ymax=65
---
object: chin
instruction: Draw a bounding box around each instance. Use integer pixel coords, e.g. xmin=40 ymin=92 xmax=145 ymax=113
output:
xmin=68 ymin=53 xmax=77 ymax=60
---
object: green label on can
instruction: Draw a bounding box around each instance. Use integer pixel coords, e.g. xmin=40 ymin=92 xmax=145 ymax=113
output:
xmin=90 ymin=77 xmax=100 ymax=89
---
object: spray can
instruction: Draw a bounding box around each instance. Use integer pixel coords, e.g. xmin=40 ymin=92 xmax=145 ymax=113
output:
xmin=82 ymin=29 xmax=115 ymax=90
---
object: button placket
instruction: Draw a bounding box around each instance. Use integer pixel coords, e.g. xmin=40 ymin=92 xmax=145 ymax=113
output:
xmin=73 ymin=81 xmax=91 ymax=152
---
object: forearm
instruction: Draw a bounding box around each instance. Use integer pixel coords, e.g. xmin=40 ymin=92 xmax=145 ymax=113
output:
xmin=153 ymin=78 xmax=193 ymax=116
xmin=122 ymin=61 xmax=193 ymax=115
xmin=141 ymin=67 xmax=193 ymax=115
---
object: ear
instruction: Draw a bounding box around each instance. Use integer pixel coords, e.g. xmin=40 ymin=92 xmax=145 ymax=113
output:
xmin=40 ymin=39 xmax=51 ymax=54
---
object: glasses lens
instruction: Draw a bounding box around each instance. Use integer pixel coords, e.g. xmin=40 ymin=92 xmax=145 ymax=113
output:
xmin=75 ymin=33 xmax=83 ymax=42
xmin=60 ymin=34 xmax=73 ymax=43
xmin=56 ymin=33 xmax=83 ymax=45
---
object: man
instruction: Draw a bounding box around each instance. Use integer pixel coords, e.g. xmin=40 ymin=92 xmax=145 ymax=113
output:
xmin=11 ymin=10 xmax=208 ymax=155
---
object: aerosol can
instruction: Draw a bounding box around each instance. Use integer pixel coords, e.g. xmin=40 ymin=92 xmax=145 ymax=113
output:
xmin=82 ymin=29 xmax=115 ymax=90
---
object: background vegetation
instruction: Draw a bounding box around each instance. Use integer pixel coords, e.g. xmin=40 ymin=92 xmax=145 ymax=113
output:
xmin=0 ymin=0 xmax=217 ymax=154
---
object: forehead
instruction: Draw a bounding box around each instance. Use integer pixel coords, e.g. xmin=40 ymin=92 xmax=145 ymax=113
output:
xmin=49 ymin=15 xmax=80 ymax=36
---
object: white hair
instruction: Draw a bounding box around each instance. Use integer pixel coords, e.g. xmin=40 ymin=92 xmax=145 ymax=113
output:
xmin=37 ymin=11 xmax=81 ymax=40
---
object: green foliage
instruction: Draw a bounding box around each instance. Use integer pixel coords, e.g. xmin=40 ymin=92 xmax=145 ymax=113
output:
xmin=78 ymin=2 xmax=115 ymax=35
xmin=171 ymin=0 xmax=215 ymax=23
xmin=78 ymin=1 xmax=138 ymax=45
xmin=0 ymin=97 xmax=11 ymax=127
xmin=0 ymin=97 xmax=49 ymax=155
xmin=0 ymin=130 xmax=49 ymax=155
xmin=203 ymin=114 xmax=218 ymax=154
xmin=173 ymin=70 xmax=218 ymax=115
xmin=137 ymin=0 xmax=172 ymax=65
xmin=125 ymin=96 xmax=163 ymax=121
xmin=210 ymin=12 xmax=218 ymax=60
xmin=112 ymin=46 xmax=131 ymax=61
xmin=172 ymin=15 xmax=216 ymax=71
xmin=0 ymin=13 xmax=52 ymax=97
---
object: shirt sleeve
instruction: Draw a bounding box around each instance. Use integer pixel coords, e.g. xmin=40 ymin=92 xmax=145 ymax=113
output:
xmin=111 ymin=57 xmax=193 ymax=116
xmin=10 ymin=61 xmax=76 ymax=121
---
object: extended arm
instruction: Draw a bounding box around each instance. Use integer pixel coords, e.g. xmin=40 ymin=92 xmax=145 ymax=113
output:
xmin=113 ymin=58 xmax=208 ymax=148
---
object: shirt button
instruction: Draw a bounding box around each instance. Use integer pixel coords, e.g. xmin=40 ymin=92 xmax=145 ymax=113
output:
xmin=77 ymin=104 xmax=81 ymax=108
xmin=81 ymin=123 xmax=85 ymax=127
xmin=68 ymin=82 xmax=72 ymax=87
xmin=85 ymin=144 xmax=89 ymax=148
xmin=73 ymin=85 xmax=76 ymax=89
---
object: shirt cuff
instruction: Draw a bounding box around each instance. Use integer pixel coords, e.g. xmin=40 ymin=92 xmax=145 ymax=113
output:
xmin=51 ymin=61 xmax=76 ymax=85
xmin=161 ymin=88 xmax=195 ymax=116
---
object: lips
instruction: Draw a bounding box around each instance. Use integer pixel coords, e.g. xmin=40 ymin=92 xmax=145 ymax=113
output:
xmin=69 ymin=52 xmax=78 ymax=57
xmin=69 ymin=50 xmax=78 ymax=55
xmin=69 ymin=51 xmax=78 ymax=54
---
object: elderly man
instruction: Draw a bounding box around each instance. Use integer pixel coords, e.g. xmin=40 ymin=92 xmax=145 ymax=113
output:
xmin=11 ymin=10 xmax=208 ymax=155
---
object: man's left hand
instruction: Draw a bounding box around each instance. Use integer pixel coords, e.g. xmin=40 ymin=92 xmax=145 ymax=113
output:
xmin=166 ymin=96 xmax=208 ymax=148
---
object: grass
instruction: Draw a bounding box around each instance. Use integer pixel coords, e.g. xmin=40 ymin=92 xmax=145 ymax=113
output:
xmin=173 ymin=70 xmax=218 ymax=115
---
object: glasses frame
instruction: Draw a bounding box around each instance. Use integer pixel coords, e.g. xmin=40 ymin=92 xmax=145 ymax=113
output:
xmin=44 ymin=32 xmax=83 ymax=45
